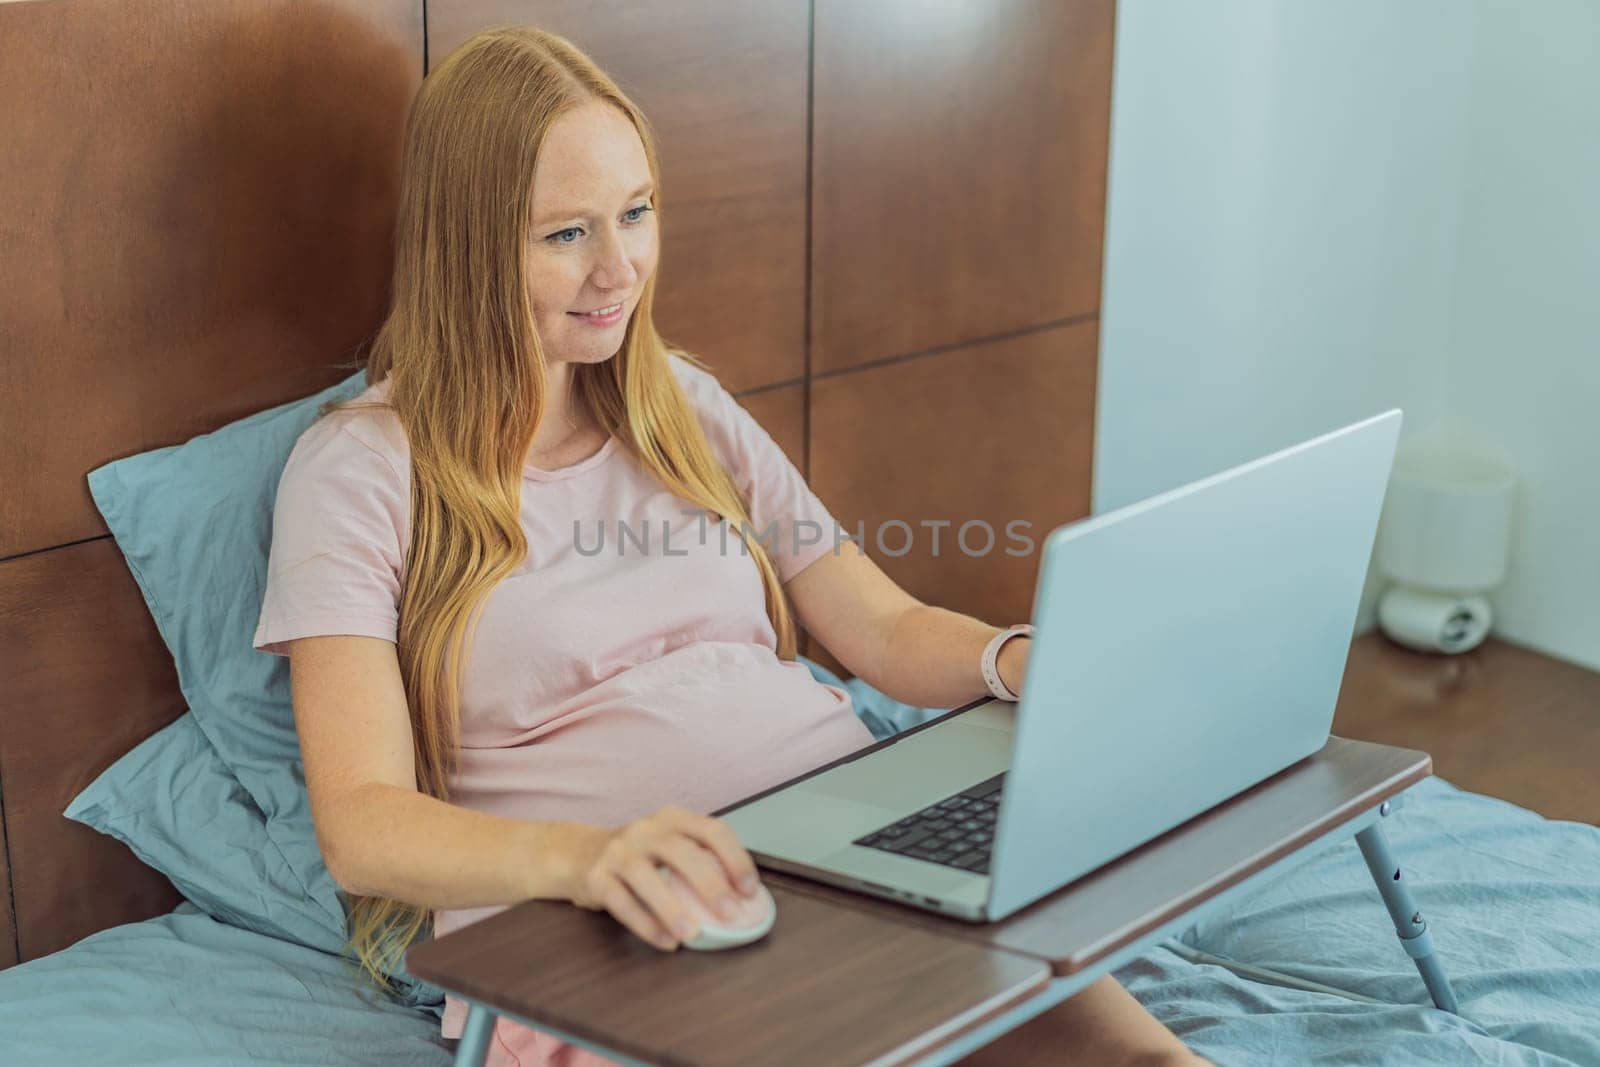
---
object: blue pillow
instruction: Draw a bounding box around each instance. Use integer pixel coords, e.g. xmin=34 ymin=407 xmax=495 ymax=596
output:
xmin=63 ymin=712 xmax=344 ymax=950
xmin=86 ymin=370 xmax=369 ymax=872
xmin=76 ymin=368 xmax=444 ymax=1006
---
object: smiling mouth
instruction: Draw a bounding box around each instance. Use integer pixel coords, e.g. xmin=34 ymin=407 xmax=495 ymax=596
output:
xmin=571 ymin=301 xmax=624 ymax=317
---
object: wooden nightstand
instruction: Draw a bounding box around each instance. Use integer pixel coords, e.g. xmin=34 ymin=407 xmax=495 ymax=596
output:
xmin=1334 ymin=633 xmax=1600 ymax=823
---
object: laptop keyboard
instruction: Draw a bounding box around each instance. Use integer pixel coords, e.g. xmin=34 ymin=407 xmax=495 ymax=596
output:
xmin=852 ymin=773 xmax=1005 ymax=875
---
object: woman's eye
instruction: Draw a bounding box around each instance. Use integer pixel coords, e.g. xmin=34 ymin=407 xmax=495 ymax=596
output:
xmin=545 ymin=205 xmax=651 ymax=246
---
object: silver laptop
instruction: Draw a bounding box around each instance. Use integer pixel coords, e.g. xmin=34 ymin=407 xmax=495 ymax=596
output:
xmin=717 ymin=409 xmax=1403 ymax=922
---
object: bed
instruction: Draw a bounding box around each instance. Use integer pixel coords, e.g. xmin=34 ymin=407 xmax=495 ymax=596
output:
xmin=3 ymin=3 xmax=1597 ymax=1066
xmin=2 ymin=670 xmax=1599 ymax=1066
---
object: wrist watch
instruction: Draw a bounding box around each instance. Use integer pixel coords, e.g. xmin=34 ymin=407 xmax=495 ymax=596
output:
xmin=980 ymin=624 xmax=1034 ymax=702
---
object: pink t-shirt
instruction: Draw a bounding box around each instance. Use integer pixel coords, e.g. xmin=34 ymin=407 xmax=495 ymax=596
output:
xmin=252 ymin=356 xmax=874 ymax=1058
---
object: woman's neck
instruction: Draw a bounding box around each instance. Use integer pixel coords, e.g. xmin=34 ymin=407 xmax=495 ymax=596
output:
xmin=527 ymin=361 xmax=601 ymax=460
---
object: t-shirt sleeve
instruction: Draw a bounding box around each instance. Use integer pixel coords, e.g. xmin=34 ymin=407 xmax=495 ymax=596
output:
xmin=680 ymin=361 xmax=852 ymax=584
xmin=252 ymin=419 xmax=407 ymax=657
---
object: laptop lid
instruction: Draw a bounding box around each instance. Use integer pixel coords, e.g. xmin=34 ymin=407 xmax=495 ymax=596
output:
xmin=986 ymin=409 xmax=1402 ymax=920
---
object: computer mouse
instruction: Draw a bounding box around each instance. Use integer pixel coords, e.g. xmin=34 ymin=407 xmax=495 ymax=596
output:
xmin=656 ymin=865 xmax=776 ymax=950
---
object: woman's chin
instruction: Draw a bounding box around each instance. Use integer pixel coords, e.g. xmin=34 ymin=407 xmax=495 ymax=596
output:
xmin=547 ymin=337 xmax=626 ymax=366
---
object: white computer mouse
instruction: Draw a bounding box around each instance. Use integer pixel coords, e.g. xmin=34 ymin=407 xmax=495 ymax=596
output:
xmin=656 ymin=865 xmax=776 ymax=951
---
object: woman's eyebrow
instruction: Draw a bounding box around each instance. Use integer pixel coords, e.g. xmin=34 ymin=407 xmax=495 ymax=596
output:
xmin=534 ymin=181 xmax=655 ymax=227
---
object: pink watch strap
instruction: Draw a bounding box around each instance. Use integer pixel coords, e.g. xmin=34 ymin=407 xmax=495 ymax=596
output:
xmin=981 ymin=624 xmax=1034 ymax=702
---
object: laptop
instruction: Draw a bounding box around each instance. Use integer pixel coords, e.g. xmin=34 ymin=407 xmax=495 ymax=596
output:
xmin=716 ymin=409 xmax=1403 ymax=922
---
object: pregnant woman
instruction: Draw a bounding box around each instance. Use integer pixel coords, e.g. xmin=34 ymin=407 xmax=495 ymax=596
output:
xmin=252 ymin=25 xmax=1206 ymax=1067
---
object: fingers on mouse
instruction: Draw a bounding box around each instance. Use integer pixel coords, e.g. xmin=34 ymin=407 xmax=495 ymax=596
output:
xmin=655 ymin=864 xmax=776 ymax=950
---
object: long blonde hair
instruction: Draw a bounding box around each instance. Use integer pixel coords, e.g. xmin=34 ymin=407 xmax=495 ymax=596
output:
xmin=319 ymin=25 xmax=800 ymax=996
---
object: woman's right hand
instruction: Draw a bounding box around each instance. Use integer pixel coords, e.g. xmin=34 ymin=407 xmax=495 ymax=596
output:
xmin=561 ymin=805 xmax=764 ymax=951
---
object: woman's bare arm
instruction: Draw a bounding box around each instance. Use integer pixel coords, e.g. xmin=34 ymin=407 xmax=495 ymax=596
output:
xmin=287 ymin=634 xmax=593 ymax=906
xmin=785 ymin=540 xmax=1032 ymax=708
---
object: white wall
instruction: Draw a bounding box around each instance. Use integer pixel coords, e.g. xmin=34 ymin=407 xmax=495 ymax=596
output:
xmin=1440 ymin=1 xmax=1600 ymax=670
xmin=1096 ymin=1 xmax=1474 ymax=632
xmin=1096 ymin=1 xmax=1599 ymax=669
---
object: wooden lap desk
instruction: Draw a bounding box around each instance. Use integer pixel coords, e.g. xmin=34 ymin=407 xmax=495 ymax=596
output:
xmin=407 ymin=737 xmax=1445 ymax=1066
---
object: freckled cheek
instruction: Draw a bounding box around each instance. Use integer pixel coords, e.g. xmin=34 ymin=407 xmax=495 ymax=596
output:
xmin=527 ymin=271 xmax=587 ymax=324
xmin=629 ymin=223 xmax=660 ymax=276
xmin=632 ymin=244 xmax=660 ymax=285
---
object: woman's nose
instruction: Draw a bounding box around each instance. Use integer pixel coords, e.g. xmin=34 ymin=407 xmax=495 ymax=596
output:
xmin=591 ymin=230 xmax=638 ymax=291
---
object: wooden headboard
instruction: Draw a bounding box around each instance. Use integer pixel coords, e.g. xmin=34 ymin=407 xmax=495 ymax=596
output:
xmin=0 ymin=0 xmax=1113 ymax=969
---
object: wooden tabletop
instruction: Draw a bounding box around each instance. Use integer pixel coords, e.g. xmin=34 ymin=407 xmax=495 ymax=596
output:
xmin=407 ymin=736 xmax=1429 ymax=1065
xmin=406 ymin=880 xmax=1049 ymax=1067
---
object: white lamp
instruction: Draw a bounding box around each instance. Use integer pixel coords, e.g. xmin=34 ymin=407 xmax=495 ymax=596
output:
xmin=1375 ymin=437 xmax=1517 ymax=654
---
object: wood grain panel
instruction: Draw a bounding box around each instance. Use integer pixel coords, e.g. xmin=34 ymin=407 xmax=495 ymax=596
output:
xmin=810 ymin=0 xmax=1116 ymax=374
xmin=428 ymin=1 xmax=809 ymax=395
xmin=735 ymin=383 xmax=805 ymax=474
xmin=1334 ymin=633 xmax=1600 ymax=823
xmin=0 ymin=540 xmax=187 ymax=963
xmin=808 ymin=322 xmax=1097 ymax=647
xmin=0 ymin=0 xmax=423 ymax=557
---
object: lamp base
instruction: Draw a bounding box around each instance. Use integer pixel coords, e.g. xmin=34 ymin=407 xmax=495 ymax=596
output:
xmin=1377 ymin=586 xmax=1493 ymax=655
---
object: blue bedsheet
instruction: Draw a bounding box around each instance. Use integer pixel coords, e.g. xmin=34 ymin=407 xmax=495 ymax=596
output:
xmin=0 ymin=901 xmax=451 ymax=1066
xmin=1120 ymin=776 xmax=1600 ymax=1065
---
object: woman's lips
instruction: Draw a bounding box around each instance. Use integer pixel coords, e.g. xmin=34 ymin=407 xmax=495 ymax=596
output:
xmin=570 ymin=301 xmax=625 ymax=327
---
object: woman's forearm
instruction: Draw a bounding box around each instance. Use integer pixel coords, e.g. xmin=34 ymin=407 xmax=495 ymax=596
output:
xmin=868 ymin=603 xmax=1032 ymax=710
xmin=327 ymin=781 xmax=600 ymax=908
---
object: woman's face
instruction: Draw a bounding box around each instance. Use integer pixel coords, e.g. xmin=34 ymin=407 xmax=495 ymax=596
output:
xmin=525 ymin=101 xmax=660 ymax=366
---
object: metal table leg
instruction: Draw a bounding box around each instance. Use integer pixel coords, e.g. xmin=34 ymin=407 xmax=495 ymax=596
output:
xmin=1355 ymin=813 xmax=1461 ymax=1014
xmin=454 ymin=1002 xmax=498 ymax=1066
